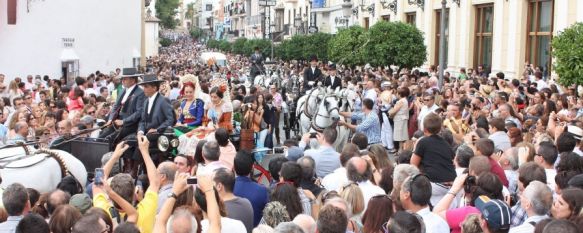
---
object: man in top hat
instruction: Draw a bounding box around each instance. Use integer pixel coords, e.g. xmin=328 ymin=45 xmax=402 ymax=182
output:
xmin=249 ymin=46 xmax=264 ymax=85
xmin=323 ymin=64 xmax=341 ymax=90
xmin=137 ymin=74 xmax=175 ymax=134
xmin=99 ymin=68 xmax=146 ymax=142
xmin=134 ymin=74 xmax=175 ymax=157
xmin=303 ymin=55 xmax=322 ymax=92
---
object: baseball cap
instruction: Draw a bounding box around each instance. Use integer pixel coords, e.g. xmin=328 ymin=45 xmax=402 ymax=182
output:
xmin=69 ymin=193 xmax=92 ymax=214
xmin=474 ymin=195 xmax=511 ymax=230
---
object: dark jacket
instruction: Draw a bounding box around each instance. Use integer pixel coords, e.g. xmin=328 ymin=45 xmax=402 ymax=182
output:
xmin=138 ymin=93 xmax=175 ymax=133
xmin=324 ymin=75 xmax=342 ymax=90
xmin=303 ymin=67 xmax=322 ymax=90
xmin=108 ymin=86 xmax=146 ymax=127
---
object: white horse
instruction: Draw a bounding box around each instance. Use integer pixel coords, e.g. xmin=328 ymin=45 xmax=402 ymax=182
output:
xmin=0 ymin=145 xmax=87 ymax=193
xmin=335 ymin=87 xmax=357 ymax=149
xmin=297 ymin=87 xmax=349 ymax=150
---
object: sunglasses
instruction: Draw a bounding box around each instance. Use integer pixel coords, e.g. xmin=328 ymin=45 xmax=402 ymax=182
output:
xmin=87 ymin=111 xmax=95 ymax=115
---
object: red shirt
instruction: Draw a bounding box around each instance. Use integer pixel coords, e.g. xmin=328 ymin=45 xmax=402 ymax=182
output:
xmin=489 ymin=157 xmax=509 ymax=187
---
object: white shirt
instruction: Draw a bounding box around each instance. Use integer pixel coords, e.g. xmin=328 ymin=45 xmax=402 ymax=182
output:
xmin=121 ymin=84 xmax=137 ymax=104
xmin=509 ymin=215 xmax=548 ymax=233
xmin=364 ymin=88 xmax=377 ymax=104
xmin=201 ymin=217 xmax=246 ymax=233
xmin=545 ymin=169 xmax=557 ymax=192
xmin=418 ymin=104 xmax=438 ymax=131
xmin=322 ymin=167 xmax=348 ymax=191
xmin=536 ymin=80 xmax=548 ymax=91
xmin=416 ymin=207 xmax=450 ymax=233
xmin=147 ymin=92 xmax=158 ymax=114
xmin=358 ymin=180 xmax=386 ymax=211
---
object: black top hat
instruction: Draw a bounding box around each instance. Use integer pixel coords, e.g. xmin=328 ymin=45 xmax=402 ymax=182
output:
xmin=138 ymin=74 xmax=164 ymax=85
xmin=329 ymin=64 xmax=336 ymax=70
xmin=121 ymin=68 xmax=142 ymax=78
xmin=309 ymin=55 xmax=318 ymax=62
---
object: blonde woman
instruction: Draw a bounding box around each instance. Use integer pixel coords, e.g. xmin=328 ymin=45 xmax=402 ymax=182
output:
xmin=340 ymin=183 xmax=365 ymax=233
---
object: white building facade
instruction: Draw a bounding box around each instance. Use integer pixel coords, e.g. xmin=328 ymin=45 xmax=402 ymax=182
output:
xmin=0 ymin=0 xmax=141 ymax=82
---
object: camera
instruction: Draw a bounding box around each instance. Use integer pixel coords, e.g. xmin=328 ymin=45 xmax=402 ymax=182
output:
xmin=187 ymin=177 xmax=197 ymax=185
xmin=309 ymin=132 xmax=317 ymax=138
xmin=94 ymin=168 xmax=104 ymax=186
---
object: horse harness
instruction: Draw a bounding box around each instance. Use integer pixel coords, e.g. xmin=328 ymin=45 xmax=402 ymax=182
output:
xmin=297 ymin=89 xmax=340 ymax=132
xmin=0 ymin=145 xmax=74 ymax=181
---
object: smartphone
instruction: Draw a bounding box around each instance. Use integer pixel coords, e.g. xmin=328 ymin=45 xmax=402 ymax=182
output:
xmin=187 ymin=177 xmax=198 ymax=185
xmin=95 ymin=168 xmax=104 ymax=186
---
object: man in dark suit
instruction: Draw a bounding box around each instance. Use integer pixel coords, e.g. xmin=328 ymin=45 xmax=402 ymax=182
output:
xmin=323 ymin=64 xmax=342 ymax=90
xmin=130 ymin=74 xmax=175 ymax=165
xmin=249 ymin=46 xmax=264 ymax=85
xmin=302 ymin=55 xmax=322 ymax=92
xmin=99 ymin=68 xmax=146 ymax=143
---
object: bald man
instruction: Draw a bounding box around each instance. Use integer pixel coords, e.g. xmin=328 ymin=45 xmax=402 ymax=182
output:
xmin=156 ymin=161 xmax=178 ymax=213
xmin=293 ymin=214 xmax=316 ymax=233
xmin=345 ymin=157 xmax=384 ymax=211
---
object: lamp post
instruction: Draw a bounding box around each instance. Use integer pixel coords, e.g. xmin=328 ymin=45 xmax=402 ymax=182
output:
xmin=140 ymin=0 xmax=146 ymax=70
xmin=438 ymin=0 xmax=446 ymax=88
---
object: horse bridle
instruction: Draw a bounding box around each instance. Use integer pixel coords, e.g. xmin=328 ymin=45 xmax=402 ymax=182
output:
xmin=310 ymin=94 xmax=340 ymax=132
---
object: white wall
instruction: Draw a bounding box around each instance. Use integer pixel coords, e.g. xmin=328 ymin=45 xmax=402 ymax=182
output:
xmin=145 ymin=21 xmax=160 ymax=57
xmin=0 ymin=0 xmax=141 ymax=80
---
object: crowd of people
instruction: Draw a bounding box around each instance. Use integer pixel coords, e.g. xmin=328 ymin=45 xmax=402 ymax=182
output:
xmin=0 ymin=33 xmax=581 ymax=233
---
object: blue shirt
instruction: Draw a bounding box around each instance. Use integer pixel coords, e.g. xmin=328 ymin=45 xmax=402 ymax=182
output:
xmin=305 ymin=146 xmax=341 ymax=178
xmin=233 ymin=176 xmax=269 ymax=226
xmin=351 ymin=111 xmax=382 ymax=144
xmin=0 ymin=216 xmax=23 ymax=233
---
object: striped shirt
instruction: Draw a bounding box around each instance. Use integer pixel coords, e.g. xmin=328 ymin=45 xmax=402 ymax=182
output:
xmin=351 ymin=111 xmax=382 ymax=144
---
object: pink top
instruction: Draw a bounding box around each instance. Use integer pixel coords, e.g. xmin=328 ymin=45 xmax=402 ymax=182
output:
xmin=67 ymin=97 xmax=84 ymax=111
xmin=219 ymin=142 xmax=237 ymax=170
xmin=445 ymin=206 xmax=480 ymax=233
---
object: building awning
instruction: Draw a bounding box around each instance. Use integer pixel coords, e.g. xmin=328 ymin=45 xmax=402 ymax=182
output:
xmin=60 ymin=48 xmax=79 ymax=61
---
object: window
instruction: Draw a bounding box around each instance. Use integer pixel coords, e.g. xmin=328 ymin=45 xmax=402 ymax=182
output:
xmin=364 ymin=17 xmax=370 ymax=30
xmin=406 ymin=12 xmax=416 ymax=26
xmin=435 ymin=9 xmax=450 ymax=67
xmin=206 ymin=4 xmax=212 ymax=11
xmin=474 ymin=4 xmax=494 ymax=71
xmin=381 ymin=15 xmax=390 ymax=21
xmin=526 ymin=0 xmax=553 ymax=74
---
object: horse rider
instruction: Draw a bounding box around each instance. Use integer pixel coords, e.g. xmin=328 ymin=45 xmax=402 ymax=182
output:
xmin=302 ymin=55 xmax=323 ymax=93
xmin=127 ymin=74 xmax=175 ymax=175
xmin=99 ymin=68 xmax=146 ymax=145
xmin=249 ymin=46 xmax=264 ymax=85
xmin=323 ymin=63 xmax=342 ymax=91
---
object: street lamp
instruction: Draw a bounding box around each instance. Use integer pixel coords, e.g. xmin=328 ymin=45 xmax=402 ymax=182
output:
xmin=438 ymin=0 xmax=446 ymax=88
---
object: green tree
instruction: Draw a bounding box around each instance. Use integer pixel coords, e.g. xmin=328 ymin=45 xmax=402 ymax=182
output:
xmin=207 ymin=39 xmax=220 ymax=49
xmin=219 ymin=40 xmax=232 ymax=52
xmin=232 ymin=37 xmax=248 ymax=55
xmin=190 ymin=28 xmax=203 ymax=39
xmin=160 ymin=38 xmax=172 ymax=47
xmin=244 ymin=39 xmax=271 ymax=57
xmin=364 ymin=21 xmax=426 ymax=69
xmin=303 ymin=33 xmax=333 ymax=61
xmin=328 ymin=26 xmax=367 ymax=66
xmin=552 ymin=22 xmax=583 ymax=86
xmin=155 ymin=0 xmax=181 ymax=29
